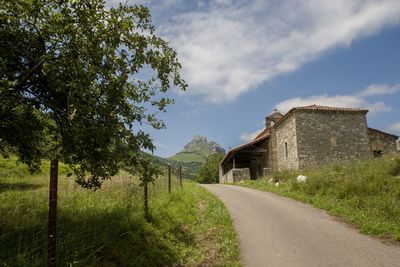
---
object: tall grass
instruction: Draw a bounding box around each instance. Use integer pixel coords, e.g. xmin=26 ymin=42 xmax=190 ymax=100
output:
xmin=236 ymin=154 xmax=400 ymax=241
xmin=0 ymin=156 xmax=240 ymax=266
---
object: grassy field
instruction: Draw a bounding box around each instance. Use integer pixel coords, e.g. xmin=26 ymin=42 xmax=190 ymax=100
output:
xmin=0 ymin=156 xmax=240 ymax=266
xmin=235 ymin=154 xmax=400 ymax=242
xmin=169 ymin=152 xmax=207 ymax=163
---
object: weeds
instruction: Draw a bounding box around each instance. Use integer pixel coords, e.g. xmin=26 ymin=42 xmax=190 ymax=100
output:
xmin=0 ymin=156 xmax=240 ymax=266
xmin=236 ymin=154 xmax=400 ymax=242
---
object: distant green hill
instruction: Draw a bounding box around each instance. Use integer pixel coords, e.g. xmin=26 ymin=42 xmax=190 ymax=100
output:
xmin=142 ymin=135 xmax=225 ymax=179
xmin=143 ymin=152 xmax=202 ymax=180
xmin=169 ymin=135 xmax=226 ymax=163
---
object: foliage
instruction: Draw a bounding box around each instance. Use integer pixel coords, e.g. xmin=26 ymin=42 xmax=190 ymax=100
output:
xmin=0 ymin=160 xmax=240 ymax=266
xmin=136 ymin=155 xmax=162 ymax=186
xmin=142 ymin=151 xmax=202 ymax=180
xmin=0 ymin=0 xmax=186 ymax=189
xmin=236 ymin=154 xmax=400 ymax=241
xmin=170 ymin=151 xmax=207 ymax=163
xmin=196 ymin=153 xmax=224 ymax=184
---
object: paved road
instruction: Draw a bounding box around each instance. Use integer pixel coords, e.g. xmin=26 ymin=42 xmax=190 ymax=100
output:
xmin=201 ymin=184 xmax=400 ymax=267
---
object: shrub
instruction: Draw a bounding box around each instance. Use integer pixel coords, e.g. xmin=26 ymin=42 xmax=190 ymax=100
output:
xmin=196 ymin=153 xmax=225 ymax=184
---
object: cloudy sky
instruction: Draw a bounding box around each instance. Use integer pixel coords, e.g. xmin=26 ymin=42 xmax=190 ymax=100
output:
xmin=112 ymin=0 xmax=400 ymax=157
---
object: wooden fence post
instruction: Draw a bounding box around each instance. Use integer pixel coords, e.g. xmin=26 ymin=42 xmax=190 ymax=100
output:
xmin=179 ymin=165 xmax=182 ymax=188
xmin=48 ymin=159 xmax=58 ymax=267
xmin=144 ymin=182 xmax=149 ymax=219
xmin=168 ymin=164 xmax=171 ymax=194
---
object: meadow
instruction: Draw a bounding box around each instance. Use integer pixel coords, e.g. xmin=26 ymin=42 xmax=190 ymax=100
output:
xmin=0 ymin=156 xmax=240 ymax=266
xmin=236 ymin=154 xmax=400 ymax=242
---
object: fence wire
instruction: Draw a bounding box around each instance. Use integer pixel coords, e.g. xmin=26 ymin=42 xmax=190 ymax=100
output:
xmin=0 ymin=158 xmax=182 ymax=267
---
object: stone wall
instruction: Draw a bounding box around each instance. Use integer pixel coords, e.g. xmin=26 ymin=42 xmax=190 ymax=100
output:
xmin=295 ymin=111 xmax=371 ymax=169
xmin=255 ymin=139 xmax=269 ymax=178
xmin=275 ymin=115 xmax=299 ymax=171
xmin=369 ymin=128 xmax=398 ymax=156
xmin=267 ymin=130 xmax=278 ymax=172
xmin=219 ymin=168 xmax=250 ymax=183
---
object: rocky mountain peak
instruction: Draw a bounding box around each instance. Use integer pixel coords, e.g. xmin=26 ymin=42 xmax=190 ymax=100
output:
xmin=169 ymin=135 xmax=226 ymax=163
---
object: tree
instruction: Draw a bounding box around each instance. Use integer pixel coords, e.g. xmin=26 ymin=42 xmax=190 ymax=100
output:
xmin=0 ymin=0 xmax=186 ymax=189
xmin=135 ymin=155 xmax=161 ymax=219
xmin=196 ymin=153 xmax=224 ymax=184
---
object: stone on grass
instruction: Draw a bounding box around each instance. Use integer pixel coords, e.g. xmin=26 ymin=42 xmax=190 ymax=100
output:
xmin=297 ymin=175 xmax=307 ymax=182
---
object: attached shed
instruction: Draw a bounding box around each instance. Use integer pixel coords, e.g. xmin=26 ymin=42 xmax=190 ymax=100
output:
xmin=368 ymin=128 xmax=399 ymax=157
xmin=219 ymin=129 xmax=272 ymax=183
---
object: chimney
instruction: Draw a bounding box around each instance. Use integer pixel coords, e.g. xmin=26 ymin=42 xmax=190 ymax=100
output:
xmin=265 ymin=116 xmax=272 ymax=128
xmin=271 ymin=109 xmax=283 ymax=123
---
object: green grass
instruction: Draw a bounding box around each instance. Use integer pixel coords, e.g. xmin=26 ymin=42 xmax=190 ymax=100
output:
xmin=234 ymin=154 xmax=400 ymax=242
xmin=169 ymin=152 xmax=207 ymax=163
xmin=0 ymin=156 xmax=240 ymax=266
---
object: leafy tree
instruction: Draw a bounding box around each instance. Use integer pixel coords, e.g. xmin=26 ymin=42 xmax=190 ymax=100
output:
xmin=196 ymin=153 xmax=224 ymax=184
xmin=0 ymin=0 xmax=186 ymax=188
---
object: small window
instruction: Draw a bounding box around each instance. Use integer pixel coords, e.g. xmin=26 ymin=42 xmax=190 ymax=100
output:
xmin=373 ymin=150 xmax=382 ymax=158
xmin=285 ymin=142 xmax=288 ymax=158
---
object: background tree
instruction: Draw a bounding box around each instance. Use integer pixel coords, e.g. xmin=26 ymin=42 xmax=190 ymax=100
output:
xmin=0 ymin=0 xmax=186 ymax=188
xmin=196 ymin=153 xmax=224 ymax=184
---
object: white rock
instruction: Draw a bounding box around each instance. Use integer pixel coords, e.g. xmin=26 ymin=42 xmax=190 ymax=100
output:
xmin=297 ymin=175 xmax=307 ymax=182
xmin=275 ymin=182 xmax=280 ymax=187
xmin=268 ymin=178 xmax=274 ymax=183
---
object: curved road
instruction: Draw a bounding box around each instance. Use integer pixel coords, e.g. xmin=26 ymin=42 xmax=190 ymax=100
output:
xmin=201 ymin=184 xmax=400 ymax=267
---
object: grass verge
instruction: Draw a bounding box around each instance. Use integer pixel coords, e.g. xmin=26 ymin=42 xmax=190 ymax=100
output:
xmin=234 ymin=154 xmax=400 ymax=242
xmin=0 ymin=156 xmax=240 ymax=266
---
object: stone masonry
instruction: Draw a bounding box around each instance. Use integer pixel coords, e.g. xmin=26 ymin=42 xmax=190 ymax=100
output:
xmin=369 ymin=128 xmax=398 ymax=156
xmin=295 ymin=111 xmax=371 ymax=169
xmin=219 ymin=168 xmax=250 ymax=183
xmin=275 ymin=114 xmax=299 ymax=171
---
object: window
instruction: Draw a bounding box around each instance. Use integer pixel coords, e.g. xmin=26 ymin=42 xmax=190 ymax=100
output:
xmin=285 ymin=142 xmax=288 ymax=158
xmin=373 ymin=150 xmax=382 ymax=158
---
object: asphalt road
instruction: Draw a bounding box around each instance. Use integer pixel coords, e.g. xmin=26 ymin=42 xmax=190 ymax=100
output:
xmin=201 ymin=184 xmax=400 ymax=267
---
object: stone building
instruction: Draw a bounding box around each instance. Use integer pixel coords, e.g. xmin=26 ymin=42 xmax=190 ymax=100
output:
xmin=219 ymin=105 xmax=399 ymax=183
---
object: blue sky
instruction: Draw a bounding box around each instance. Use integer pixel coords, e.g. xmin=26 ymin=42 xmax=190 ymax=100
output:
xmin=110 ymin=0 xmax=400 ymax=157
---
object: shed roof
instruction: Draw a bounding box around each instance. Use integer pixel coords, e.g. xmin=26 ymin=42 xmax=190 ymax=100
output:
xmin=220 ymin=130 xmax=270 ymax=165
xmin=368 ymin=127 xmax=399 ymax=139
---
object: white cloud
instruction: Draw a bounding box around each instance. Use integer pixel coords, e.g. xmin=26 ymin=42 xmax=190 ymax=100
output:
xmin=358 ymin=83 xmax=400 ymax=97
xmin=275 ymin=83 xmax=397 ymax=114
xmin=158 ymin=0 xmax=400 ymax=103
xmin=240 ymin=128 xmax=263 ymax=142
xmin=389 ymin=123 xmax=400 ymax=134
xmin=180 ymin=109 xmax=199 ymax=118
xmin=154 ymin=141 xmax=172 ymax=150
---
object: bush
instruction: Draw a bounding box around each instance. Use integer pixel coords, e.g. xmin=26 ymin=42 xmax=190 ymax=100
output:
xmin=196 ymin=153 xmax=225 ymax=184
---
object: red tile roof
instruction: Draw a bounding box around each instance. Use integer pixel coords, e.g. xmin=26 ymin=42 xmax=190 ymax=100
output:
xmin=220 ymin=131 xmax=270 ymax=165
xmin=253 ymin=127 xmax=270 ymax=140
xmin=291 ymin=104 xmax=369 ymax=112
xmin=273 ymin=105 xmax=369 ymax=128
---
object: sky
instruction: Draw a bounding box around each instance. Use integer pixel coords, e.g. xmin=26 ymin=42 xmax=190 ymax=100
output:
xmin=109 ymin=0 xmax=400 ymax=157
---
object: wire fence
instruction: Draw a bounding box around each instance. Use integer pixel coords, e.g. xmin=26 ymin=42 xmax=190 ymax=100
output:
xmin=0 ymin=158 xmax=182 ymax=266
